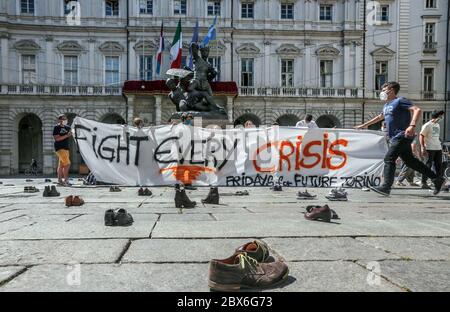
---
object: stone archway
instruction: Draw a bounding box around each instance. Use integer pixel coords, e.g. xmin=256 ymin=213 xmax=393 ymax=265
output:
xmin=276 ymin=114 xmax=300 ymax=127
xmin=18 ymin=114 xmax=43 ymax=173
xmin=234 ymin=113 xmax=262 ymax=127
xmin=101 ymin=113 xmax=126 ymax=125
xmin=316 ymin=114 xmax=342 ymax=129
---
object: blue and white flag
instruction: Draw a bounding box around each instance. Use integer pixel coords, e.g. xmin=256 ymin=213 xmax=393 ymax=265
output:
xmin=201 ymin=15 xmax=217 ymax=47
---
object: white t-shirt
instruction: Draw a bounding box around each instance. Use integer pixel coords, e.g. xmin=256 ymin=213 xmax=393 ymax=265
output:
xmin=420 ymin=121 xmax=441 ymax=151
xmin=295 ymin=120 xmax=319 ymax=128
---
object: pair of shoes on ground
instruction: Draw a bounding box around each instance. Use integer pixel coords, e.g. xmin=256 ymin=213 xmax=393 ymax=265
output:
xmin=65 ymin=195 xmax=85 ymax=207
xmin=297 ymin=189 xmax=317 ymax=200
xmin=325 ymin=188 xmax=348 ymax=201
xmin=235 ymin=190 xmax=249 ymax=196
xmin=43 ymin=185 xmax=60 ymax=197
xmin=270 ymin=184 xmax=283 ymax=192
xmin=304 ymin=205 xmax=339 ymax=222
xmin=371 ymin=177 xmax=445 ymax=196
xmin=104 ymin=209 xmax=134 ymax=226
xmin=109 ymin=186 xmax=121 ymax=192
xmin=24 ymin=186 xmax=39 ymax=193
xmin=201 ymin=187 xmax=219 ymax=204
xmin=138 ymin=187 xmax=152 ymax=196
xmin=174 ymin=184 xmax=197 ymax=208
xmin=208 ymin=240 xmax=289 ymax=291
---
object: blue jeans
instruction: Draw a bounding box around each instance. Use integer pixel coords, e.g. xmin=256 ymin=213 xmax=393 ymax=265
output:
xmin=383 ymin=137 xmax=437 ymax=190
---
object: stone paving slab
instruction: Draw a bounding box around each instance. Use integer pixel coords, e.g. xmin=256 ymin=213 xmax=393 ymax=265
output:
xmin=355 ymin=260 xmax=450 ymax=292
xmin=356 ymin=237 xmax=450 ymax=260
xmin=158 ymin=214 xmax=215 ymax=222
xmin=0 ymin=239 xmax=129 ymax=266
xmin=0 ymin=263 xmax=210 ymax=292
xmin=0 ymin=214 xmax=158 ymax=240
xmin=269 ymin=261 xmax=402 ymax=292
xmin=435 ymin=238 xmax=450 ymax=247
xmin=122 ymin=238 xmax=255 ymax=263
xmin=262 ymin=237 xmax=399 ymax=261
xmin=0 ymin=266 xmax=26 ymax=286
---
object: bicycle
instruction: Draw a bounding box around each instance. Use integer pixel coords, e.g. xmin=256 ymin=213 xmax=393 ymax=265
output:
xmin=443 ymin=143 xmax=450 ymax=181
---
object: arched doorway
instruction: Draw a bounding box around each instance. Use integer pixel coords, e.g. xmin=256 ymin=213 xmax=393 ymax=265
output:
xmin=18 ymin=114 xmax=43 ymax=173
xmin=66 ymin=113 xmax=84 ymax=173
xmin=276 ymin=114 xmax=299 ymax=126
xmin=101 ymin=113 xmax=126 ymax=125
xmin=234 ymin=113 xmax=261 ymax=127
xmin=316 ymin=115 xmax=342 ymax=129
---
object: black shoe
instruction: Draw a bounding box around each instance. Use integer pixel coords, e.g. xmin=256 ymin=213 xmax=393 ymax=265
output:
xmin=433 ymin=177 xmax=445 ymax=195
xmin=105 ymin=209 xmax=116 ymax=226
xmin=115 ymin=209 xmax=134 ymax=226
xmin=144 ymin=188 xmax=152 ymax=196
xmin=202 ymin=187 xmax=219 ymax=204
xmin=175 ymin=188 xmax=197 ymax=208
xmin=369 ymin=185 xmax=390 ymax=196
xmin=421 ymin=184 xmax=431 ymax=190
xmin=43 ymin=186 xmax=50 ymax=197
xmin=49 ymin=185 xmax=60 ymax=197
xmin=271 ymin=185 xmax=283 ymax=192
xmin=138 ymin=187 xmax=144 ymax=196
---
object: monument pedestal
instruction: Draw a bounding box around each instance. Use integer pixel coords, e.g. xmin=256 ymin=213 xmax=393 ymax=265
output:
xmin=170 ymin=111 xmax=231 ymax=128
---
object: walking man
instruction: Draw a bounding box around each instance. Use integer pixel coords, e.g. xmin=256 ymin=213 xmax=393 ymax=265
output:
xmin=355 ymin=82 xmax=445 ymax=196
xmin=295 ymin=114 xmax=318 ymax=129
xmin=53 ymin=114 xmax=72 ymax=186
xmin=420 ymin=110 xmax=445 ymax=188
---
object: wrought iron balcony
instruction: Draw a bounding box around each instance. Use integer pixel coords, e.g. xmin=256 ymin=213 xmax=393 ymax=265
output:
xmin=0 ymin=84 xmax=122 ymax=96
xmin=423 ymin=42 xmax=438 ymax=53
xmin=238 ymin=86 xmax=364 ymax=98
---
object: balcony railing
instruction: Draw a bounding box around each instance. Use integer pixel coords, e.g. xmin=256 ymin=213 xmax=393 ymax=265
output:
xmin=423 ymin=42 xmax=438 ymax=53
xmin=239 ymin=87 xmax=364 ymax=98
xmin=422 ymin=91 xmax=435 ymax=100
xmin=0 ymin=84 xmax=122 ymax=96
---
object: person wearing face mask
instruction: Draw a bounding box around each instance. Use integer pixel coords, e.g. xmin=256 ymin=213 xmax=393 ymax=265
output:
xmin=419 ymin=110 xmax=445 ymax=189
xmin=53 ymin=114 xmax=72 ymax=186
xmin=355 ymin=82 xmax=445 ymax=196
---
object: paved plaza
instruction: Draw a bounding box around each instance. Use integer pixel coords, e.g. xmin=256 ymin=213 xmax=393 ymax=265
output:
xmin=0 ymin=178 xmax=449 ymax=292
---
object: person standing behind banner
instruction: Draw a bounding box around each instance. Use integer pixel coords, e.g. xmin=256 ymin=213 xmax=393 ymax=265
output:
xmin=53 ymin=114 xmax=72 ymax=186
xmin=420 ymin=110 xmax=445 ymax=189
xmin=355 ymin=81 xmax=445 ymax=196
xmin=295 ymin=114 xmax=318 ymax=129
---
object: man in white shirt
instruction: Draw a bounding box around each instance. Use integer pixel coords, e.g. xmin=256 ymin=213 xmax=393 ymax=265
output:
xmin=419 ymin=110 xmax=444 ymax=188
xmin=296 ymin=114 xmax=319 ymax=128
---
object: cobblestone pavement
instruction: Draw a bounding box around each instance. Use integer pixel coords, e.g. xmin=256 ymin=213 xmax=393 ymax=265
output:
xmin=0 ymin=178 xmax=449 ymax=292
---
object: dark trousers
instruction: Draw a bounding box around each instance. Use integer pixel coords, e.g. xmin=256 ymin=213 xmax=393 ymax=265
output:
xmin=383 ymin=137 xmax=437 ymax=190
xmin=422 ymin=150 xmax=443 ymax=184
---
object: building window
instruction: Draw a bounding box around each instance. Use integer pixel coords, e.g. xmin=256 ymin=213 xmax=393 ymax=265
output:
xmin=375 ymin=61 xmax=388 ymax=91
xmin=377 ymin=5 xmax=389 ymax=22
xmin=241 ymin=2 xmax=254 ymax=18
xmin=281 ymin=3 xmax=294 ymax=19
xmin=22 ymin=55 xmax=36 ymax=84
xmin=21 ymin=0 xmax=34 ymax=14
xmin=105 ymin=0 xmax=119 ymax=16
xmin=241 ymin=58 xmax=254 ymax=87
xmin=207 ymin=1 xmax=221 ymax=16
xmin=424 ymin=22 xmax=436 ymax=44
xmin=139 ymin=55 xmax=152 ymax=80
xmin=423 ymin=68 xmax=434 ymax=99
xmin=174 ymin=0 xmax=187 ymax=15
xmin=320 ymin=60 xmax=333 ymax=88
xmin=319 ymin=5 xmax=332 ymax=21
xmin=423 ymin=111 xmax=432 ymax=123
xmin=208 ymin=57 xmax=221 ymax=81
xmin=105 ymin=56 xmax=120 ymax=85
xmin=64 ymin=55 xmax=78 ymax=85
xmin=281 ymin=59 xmax=294 ymax=87
xmin=64 ymin=0 xmax=78 ymax=15
xmin=425 ymin=0 xmax=437 ymax=8
xmin=139 ymin=0 xmax=153 ymax=14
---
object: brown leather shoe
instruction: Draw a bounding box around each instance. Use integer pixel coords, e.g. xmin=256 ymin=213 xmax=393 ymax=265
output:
xmin=72 ymin=196 xmax=84 ymax=206
xmin=235 ymin=240 xmax=270 ymax=263
xmin=65 ymin=195 xmax=73 ymax=207
xmin=304 ymin=204 xmax=332 ymax=222
xmin=208 ymin=252 xmax=289 ymax=291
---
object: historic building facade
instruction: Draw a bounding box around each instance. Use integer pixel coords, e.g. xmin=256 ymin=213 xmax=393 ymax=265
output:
xmin=0 ymin=0 xmax=448 ymax=175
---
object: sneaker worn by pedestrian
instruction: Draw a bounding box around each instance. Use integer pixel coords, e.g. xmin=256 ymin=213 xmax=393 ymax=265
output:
xmin=432 ymin=177 xmax=445 ymax=195
xmin=325 ymin=188 xmax=348 ymax=201
xmin=208 ymin=252 xmax=289 ymax=292
xmin=306 ymin=205 xmax=339 ymax=220
xmin=304 ymin=205 xmax=332 ymax=222
xmin=421 ymin=184 xmax=431 ymax=190
xmin=202 ymin=187 xmax=219 ymax=204
xmin=235 ymin=240 xmax=270 ymax=263
xmin=369 ymin=185 xmax=390 ymax=196
xmin=297 ymin=189 xmax=316 ymax=199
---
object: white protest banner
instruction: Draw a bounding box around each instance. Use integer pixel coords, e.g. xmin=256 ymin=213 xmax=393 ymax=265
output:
xmin=73 ymin=117 xmax=387 ymax=187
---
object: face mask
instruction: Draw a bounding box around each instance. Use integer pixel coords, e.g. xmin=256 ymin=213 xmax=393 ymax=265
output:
xmin=62 ymin=120 xmax=68 ymax=126
xmin=379 ymin=91 xmax=388 ymax=101
xmin=184 ymin=119 xmax=192 ymax=126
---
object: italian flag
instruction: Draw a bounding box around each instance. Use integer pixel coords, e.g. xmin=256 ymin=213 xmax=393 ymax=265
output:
xmin=170 ymin=19 xmax=182 ymax=69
